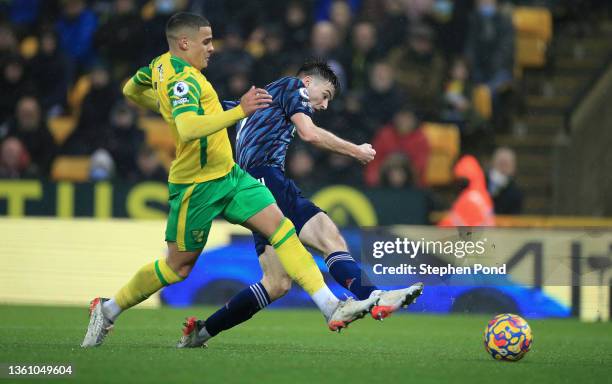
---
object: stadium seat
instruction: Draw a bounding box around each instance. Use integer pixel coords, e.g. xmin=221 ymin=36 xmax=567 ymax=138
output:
xmin=512 ymin=7 xmax=553 ymax=69
xmin=422 ymin=123 xmax=460 ymax=186
xmin=19 ymin=36 xmax=39 ymax=59
xmin=516 ymin=36 xmax=548 ymax=67
xmin=140 ymin=117 xmax=175 ymax=150
xmin=513 ymin=7 xmax=553 ymax=41
xmin=472 ymin=85 xmax=492 ymax=120
xmin=68 ymin=75 xmax=91 ymax=114
xmin=51 ymin=156 xmax=91 ymax=182
xmin=47 ymin=116 xmax=77 ymax=145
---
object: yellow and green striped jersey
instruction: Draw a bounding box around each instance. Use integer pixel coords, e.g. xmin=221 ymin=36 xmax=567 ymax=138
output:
xmin=132 ymin=52 xmax=234 ymax=184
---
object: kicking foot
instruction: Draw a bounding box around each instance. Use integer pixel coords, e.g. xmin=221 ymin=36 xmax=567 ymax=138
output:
xmin=370 ymin=282 xmax=424 ymax=320
xmin=81 ymin=297 xmax=114 ymax=348
xmin=177 ymin=317 xmax=209 ymax=348
xmin=328 ymin=295 xmax=379 ymax=332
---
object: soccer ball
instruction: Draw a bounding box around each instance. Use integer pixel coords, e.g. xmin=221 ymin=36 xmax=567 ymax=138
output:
xmin=483 ymin=313 xmax=532 ymax=361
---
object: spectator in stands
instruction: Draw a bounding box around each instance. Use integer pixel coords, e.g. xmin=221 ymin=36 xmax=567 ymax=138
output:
xmin=56 ymin=0 xmax=98 ymax=72
xmin=372 ymin=0 xmax=409 ymax=55
xmin=141 ymin=0 xmax=187 ymax=61
xmin=89 ymin=148 xmax=115 ymax=181
xmin=441 ymin=57 xmax=486 ymax=131
xmin=329 ymin=0 xmax=354 ymax=45
xmin=0 ymin=137 xmax=34 ymax=179
xmin=438 ymin=0 xmax=474 ymax=58
xmin=366 ymin=107 xmax=430 ymax=187
xmin=105 ymin=101 xmax=144 ymax=181
xmin=0 ymin=56 xmax=34 ymax=124
xmin=206 ymin=24 xmax=254 ymax=99
xmin=62 ymin=64 xmax=117 ymax=155
xmin=442 ymin=57 xmax=471 ymax=120
xmin=253 ymin=25 xmax=292 ymax=86
xmin=321 ymin=91 xmax=369 ymax=144
xmin=464 ymin=0 xmax=515 ymax=96
xmin=28 ymin=30 xmax=70 ymax=116
xmin=4 ymin=0 xmax=41 ymax=34
xmin=363 ymin=61 xmax=407 ymax=134
xmin=131 ymin=146 xmax=167 ymax=182
xmin=487 ymin=147 xmax=523 ymax=214
xmin=386 ymin=23 xmax=446 ymax=118
xmin=283 ymin=1 xmax=313 ymax=55
xmin=439 ymin=154 xmax=496 ymax=227
xmin=319 ymin=95 xmax=367 ymax=186
xmin=286 ymin=146 xmax=317 ymax=190
xmin=308 ymin=21 xmax=346 ymax=87
xmin=94 ymin=0 xmax=146 ymax=81
xmin=340 ymin=21 xmax=382 ymax=92
xmin=0 ymin=24 xmax=18 ymax=56
xmin=379 ymin=153 xmax=415 ymax=188
xmin=1 ymin=96 xmax=57 ymax=177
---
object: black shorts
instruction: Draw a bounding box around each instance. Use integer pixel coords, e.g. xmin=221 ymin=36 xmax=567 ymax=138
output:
xmin=247 ymin=166 xmax=323 ymax=256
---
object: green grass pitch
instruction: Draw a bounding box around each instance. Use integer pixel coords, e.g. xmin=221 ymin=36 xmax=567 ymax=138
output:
xmin=1 ymin=305 xmax=611 ymax=384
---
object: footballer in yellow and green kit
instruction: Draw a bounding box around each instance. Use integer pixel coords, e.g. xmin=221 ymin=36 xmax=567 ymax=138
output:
xmin=132 ymin=53 xmax=275 ymax=251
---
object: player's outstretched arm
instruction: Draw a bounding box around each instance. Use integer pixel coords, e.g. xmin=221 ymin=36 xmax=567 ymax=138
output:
xmin=175 ymin=87 xmax=272 ymax=142
xmin=292 ymin=112 xmax=376 ymax=164
xmin=123 ymin=78 xmax=160 ymax=113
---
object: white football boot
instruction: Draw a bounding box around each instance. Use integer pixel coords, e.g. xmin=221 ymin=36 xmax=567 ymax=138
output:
xmin=177 ymin=317 xmax=210 ymax=348
xmin=81 ymin=297 xmax=114 ymax=348
xmin=370 ymin=282 xmax=424 ymax=320
xmin=327 ymin=295 xmax=380 ymax=332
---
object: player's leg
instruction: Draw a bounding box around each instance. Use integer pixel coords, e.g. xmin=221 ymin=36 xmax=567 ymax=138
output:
xmin=81 ymin=244 xmax=196 ymax=348
xmin=101 ymin=243 xmax=199 ymax=321
xmin=179 ymin=245 xmax=291 ymax=347
xmin=222 ymin=167 xmax=376 ymax=322
xmin=300 ymin=212 xmax=424 ymax=320
xmin=102 ymin=182 xmax=211 ymax=322
xmin=241 ymin=204 xmax=343 ymax=319
xmin=82 ymin=182 xmax=216 ymax=347
xmin=299 ymin=212 xmax=377 ymax=300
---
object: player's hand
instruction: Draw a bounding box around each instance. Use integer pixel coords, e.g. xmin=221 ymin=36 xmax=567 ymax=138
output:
xmin=355 ymin=143 xmax=376 ymax=164
xmin=240 ymin=86 xmax=273 ymax=116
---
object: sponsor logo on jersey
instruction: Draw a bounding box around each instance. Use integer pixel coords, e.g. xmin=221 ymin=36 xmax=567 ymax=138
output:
xmin=172 ymin=97 xmax=189 ymax=106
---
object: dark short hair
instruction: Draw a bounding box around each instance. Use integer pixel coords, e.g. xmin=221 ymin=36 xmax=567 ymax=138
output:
xmin=297 ymin=59 xmax=340 ymax=96
xmin=165 ymin=12 xmax=210 ymax=40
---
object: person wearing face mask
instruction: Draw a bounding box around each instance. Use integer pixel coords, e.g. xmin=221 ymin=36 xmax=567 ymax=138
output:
xmin=464 ymin=0 xmax=515 ymax=97
xmin=2 ymin=96 xmax=57 ymax=177
xmin=486 ymin=147 xmax=523 ymax=214
xmin=386 ymin=24 xmax=446 ymax=118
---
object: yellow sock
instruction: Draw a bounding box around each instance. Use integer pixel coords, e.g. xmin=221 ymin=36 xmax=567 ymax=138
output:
xmin=115 ymin=259 xmax=183 ymax=309
xmin=269 ymin=218 xmax=325 ymax=295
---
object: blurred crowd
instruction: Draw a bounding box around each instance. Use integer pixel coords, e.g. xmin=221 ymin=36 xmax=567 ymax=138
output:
xmin=1 ymin=0 xmax=582 ymax=215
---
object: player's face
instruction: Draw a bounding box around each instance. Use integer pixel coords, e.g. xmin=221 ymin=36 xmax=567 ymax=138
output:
xmin=188 ymin=26 xmax=214 ymax=70
xmin=306 ymin=77 xmax=335 ymax=111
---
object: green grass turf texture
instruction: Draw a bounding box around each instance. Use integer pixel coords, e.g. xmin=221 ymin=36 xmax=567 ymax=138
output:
xmin=1 ymin=305 xmax=610 ymax=384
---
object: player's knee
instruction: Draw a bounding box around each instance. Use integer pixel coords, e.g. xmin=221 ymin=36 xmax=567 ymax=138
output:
xmin=175 ymin=262 xmax=195 ymax=278
xmin=166 ymin=250 xmax=200 ymax=278
xmin=264 ymin=276 xmax=292 ymax=300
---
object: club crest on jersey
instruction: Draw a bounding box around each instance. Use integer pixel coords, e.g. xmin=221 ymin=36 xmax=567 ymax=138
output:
xmin=173 ymin=81 xmax=189 ymax=97
xmin=298 ymin=87 xmax=310 ymax=100
xmin=191 ymin=229 xmax=204 ymax=243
